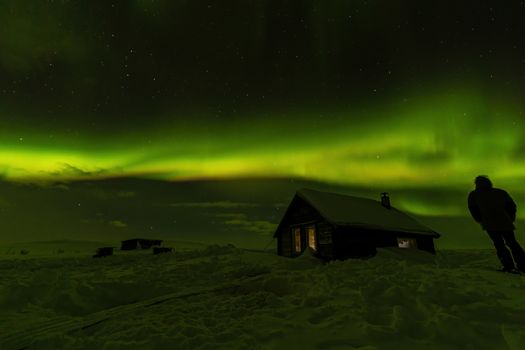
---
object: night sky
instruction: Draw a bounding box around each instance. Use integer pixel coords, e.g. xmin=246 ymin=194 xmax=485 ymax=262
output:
xmin=2 ymin=0 xmax=525 ymax=225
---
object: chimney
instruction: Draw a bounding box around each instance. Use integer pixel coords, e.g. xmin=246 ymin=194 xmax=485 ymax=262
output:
xmin=381 ymin=192 xmax=391 ymax=209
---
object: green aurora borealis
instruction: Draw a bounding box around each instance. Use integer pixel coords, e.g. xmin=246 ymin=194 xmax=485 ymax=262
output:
xmin=2 ymin=89 xmax=523 ymax=190
xmin=2 ymin=0 xmax=525 ymax=225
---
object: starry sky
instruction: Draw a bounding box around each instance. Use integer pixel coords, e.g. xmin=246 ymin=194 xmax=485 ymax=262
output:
xmin=2 ymin=0 xmax=525 ymax=222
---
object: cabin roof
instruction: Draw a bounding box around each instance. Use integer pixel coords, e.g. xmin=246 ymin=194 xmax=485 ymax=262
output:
xmin=274 ymin=188 xmax=440 ymax=238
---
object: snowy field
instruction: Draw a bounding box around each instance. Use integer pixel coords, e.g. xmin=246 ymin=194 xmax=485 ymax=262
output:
xmin=1 ymin=241 xmax=525 ymax=350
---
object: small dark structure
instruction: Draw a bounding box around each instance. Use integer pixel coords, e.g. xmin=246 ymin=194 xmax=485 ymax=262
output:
xmin=120 ymin=238 xmax=163 ymax=250
xmin=274 ymin=189 xmax=440 ymax=260
xmin=153 ymin=247 xmax=173 ymax=255
xmin=93 ymin=247 xmax=114 ymax=258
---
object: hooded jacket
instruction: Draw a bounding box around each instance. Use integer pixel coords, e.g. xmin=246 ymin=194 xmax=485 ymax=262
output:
xmin=468 ymin=187 xmax=516 ymax=231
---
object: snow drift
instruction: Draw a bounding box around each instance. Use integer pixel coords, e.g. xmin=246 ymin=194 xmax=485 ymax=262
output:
xmin=1 ymin=242 xmax=525 ymax=349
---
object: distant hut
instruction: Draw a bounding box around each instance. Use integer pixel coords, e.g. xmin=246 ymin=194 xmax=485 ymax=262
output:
xmin=120 ymin=238 xmax=163 ymax=250
xmin=93 ymin=247 xmax=114 ymax=258
xmin=274 ymin=189 xmax=440 ymax=260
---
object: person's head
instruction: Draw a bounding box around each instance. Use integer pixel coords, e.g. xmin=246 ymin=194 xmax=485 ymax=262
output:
xmin=475 ymin=175 xmax=493 ymax=189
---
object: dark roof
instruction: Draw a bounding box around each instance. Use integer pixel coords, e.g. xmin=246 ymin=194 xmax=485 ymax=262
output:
xmin=275 ymin=188 xmax=440 ymax=237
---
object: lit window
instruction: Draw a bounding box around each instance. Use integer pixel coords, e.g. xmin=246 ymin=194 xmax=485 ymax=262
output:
xmin=306 ymin=225 xmax=316 ymax=250
xmin=293 ymin=227 xmax=301 ymax=253
xmin=397 ymin=238 xmax=417 ymax=248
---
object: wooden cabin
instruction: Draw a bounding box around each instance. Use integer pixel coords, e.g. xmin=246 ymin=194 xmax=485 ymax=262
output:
xmin=274 ymin=189 xmax=440 ymax=260
xmin=120 ymin=238 xmax=163 ymax=250
xmin=93 ymin=247 xmax=114 ymax=258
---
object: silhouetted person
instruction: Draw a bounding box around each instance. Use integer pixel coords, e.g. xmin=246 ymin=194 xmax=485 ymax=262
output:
xmin=468 ymin=175 xmax=525 ymax=273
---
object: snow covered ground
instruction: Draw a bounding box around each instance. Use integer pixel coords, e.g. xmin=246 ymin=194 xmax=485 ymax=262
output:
xmin=1 ymin=241 xmax=525 ymax=350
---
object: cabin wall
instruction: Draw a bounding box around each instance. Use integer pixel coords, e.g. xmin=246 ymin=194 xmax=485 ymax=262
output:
xmin=279 ymin=226 xmax=293 ymax=257
xmin=332 ymin=228 xmax=438 ymax=259
xmin=415 ymin=236 xmax=436 ymax=254
xmin=333 ymin=228 xmax=377 ymax=259
xmin=276 ymin=196 xmax=325 ymax=257
xmin=371 ymin=232 xmax=398 ymax=248
xmin=316 ymin=221 xmax=334 ymax=260
xmin=389 ymin=232 xmax=437 ymax=254
xmin=372 ymin=230 xmax=437 ymax=254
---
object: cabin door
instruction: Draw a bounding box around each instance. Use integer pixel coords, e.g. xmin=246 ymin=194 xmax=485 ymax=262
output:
xmin=306 ymin=225 xmax=317 ymax=251
xmin=293 ymin=225 xmax=317 ymax=255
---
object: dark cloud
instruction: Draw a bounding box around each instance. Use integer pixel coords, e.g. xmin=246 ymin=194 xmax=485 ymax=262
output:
xmin=0 ymin=176 xmax=522 ymax=248
xmin=50 ymin=163 xmax=108 ymax=178
xmin=117 ymin=191 xmax=136 ymax=198
xmin=52 ymin=183 xmax=70 ymax=191
xmin=215 ymin=213 xmax=276 ymax=236
xmin=109 ymin=220 xmax=128 ymax=228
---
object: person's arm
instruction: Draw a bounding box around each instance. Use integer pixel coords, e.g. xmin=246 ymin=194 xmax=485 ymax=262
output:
xmin=468 ymin=192 xmax=482 ymax=223
xmin=504 ymin=191 xmax=517 ymax=222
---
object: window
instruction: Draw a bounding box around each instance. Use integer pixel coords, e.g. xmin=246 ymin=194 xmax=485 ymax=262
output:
xmin=293 ymin=227 xmax=301 ymax=253
xmin=397 ymin=238 xmax=418 ymax=249
xmin=306 ymin=225 xmax=316 ymax=251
